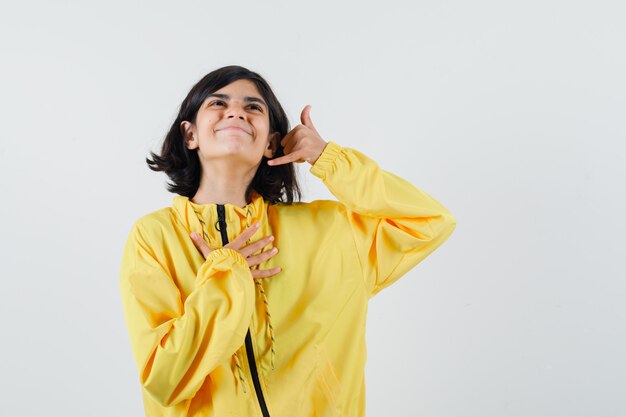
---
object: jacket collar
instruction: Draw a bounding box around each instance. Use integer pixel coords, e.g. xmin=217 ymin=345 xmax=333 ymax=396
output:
xmin=172 ymin=191 xmax=269 ymax=247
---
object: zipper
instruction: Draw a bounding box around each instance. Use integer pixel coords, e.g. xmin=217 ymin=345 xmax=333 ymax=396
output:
xmin=216 ymin=204 xmax=271 ymax=417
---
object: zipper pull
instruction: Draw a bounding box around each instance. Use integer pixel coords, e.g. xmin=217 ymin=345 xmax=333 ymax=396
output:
xmin=216 ymin=204 xmax=229 ymax=245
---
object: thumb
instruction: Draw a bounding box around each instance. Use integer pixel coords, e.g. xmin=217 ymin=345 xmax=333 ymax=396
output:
xmin=300 ymin=105 xmax=316 ymax=130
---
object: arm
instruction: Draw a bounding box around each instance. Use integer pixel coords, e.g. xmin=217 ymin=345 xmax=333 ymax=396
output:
xmin=310 ymin=141 xmax=457 ymax=297
xmin=119 ymin=221 xmax=255 ymax=406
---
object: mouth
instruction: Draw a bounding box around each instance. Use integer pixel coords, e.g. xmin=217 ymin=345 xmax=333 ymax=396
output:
xmin=217 ymin=126 xmax=252 ymax=135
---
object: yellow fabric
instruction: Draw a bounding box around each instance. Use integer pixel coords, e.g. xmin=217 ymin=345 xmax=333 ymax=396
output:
xmin=119 ymin=141 xmax=457 ymax=416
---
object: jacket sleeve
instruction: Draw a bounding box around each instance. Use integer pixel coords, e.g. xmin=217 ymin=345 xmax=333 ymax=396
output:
xmin=119 ymin=221 xmax=255 ymax=407
xmin=310 ymin=141 xmax=457 ymax=298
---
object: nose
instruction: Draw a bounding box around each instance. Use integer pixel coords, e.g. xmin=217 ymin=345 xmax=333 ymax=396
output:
xmin=225 ymin=102 xmax=246 ymax=120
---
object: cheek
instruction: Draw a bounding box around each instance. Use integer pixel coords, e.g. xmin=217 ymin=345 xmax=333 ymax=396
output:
xmin=201 ymin=117 xmax=215 ymax=128
xmin=256 ymin=119 xmax=271 ymax=134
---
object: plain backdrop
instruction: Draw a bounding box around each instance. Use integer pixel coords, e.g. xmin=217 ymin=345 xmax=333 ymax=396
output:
xmin=0 ymin=1 xmax=624 ymax=416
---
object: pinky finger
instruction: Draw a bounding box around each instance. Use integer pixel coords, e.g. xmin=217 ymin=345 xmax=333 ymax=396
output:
xmin=251 ymin=267 xmax=282 ymax=279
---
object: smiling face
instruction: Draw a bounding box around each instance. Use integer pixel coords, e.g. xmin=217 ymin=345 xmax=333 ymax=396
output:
xmin=180 ymin=79 xmax=279 ymax=168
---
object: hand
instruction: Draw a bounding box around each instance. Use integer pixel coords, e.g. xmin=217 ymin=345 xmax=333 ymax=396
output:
xmin=267 ymin=104 xmax=327 ymax=166
xmin=190 ymin=223 xmax=281 ymax=279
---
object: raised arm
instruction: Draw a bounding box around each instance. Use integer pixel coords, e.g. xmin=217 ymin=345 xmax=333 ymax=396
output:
xmin=268 ymin=105 xmax=456 ymax=298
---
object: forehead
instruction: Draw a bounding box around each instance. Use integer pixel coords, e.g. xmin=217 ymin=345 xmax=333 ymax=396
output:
xmin=213 ymin=79 xmax=262 ymax=98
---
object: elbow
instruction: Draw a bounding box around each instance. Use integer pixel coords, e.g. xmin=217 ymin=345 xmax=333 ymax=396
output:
xmin=444 ymin=212 xmax=457 ymax=233
xmin=143 ymin=380 xmax=183 ymax=408
xmin=142 ymin=368 xmax=190 ymax=408
xmin=428 ymin=211 xmax=456 ymax=243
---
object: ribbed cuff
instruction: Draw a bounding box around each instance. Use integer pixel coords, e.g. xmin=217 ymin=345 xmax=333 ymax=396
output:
xmin=309 ymin=141 xmax=343 ymax=179
xmin=204 ymin=247 xmax=248 ymax=266
xmin=194 ymin=247 xmax=249 ymax=289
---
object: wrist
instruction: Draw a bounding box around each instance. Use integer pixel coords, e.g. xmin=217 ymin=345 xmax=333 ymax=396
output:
xmin=309 ymin=141 xmax=329 ymax=166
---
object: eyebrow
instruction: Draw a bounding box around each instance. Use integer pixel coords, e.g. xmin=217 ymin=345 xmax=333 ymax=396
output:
xmin=206 ymin=93 xmax=268 ymax=108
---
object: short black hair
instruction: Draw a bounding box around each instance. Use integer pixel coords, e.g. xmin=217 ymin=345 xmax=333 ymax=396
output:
xmin=146 ymin=65 xmax=301 ymax=204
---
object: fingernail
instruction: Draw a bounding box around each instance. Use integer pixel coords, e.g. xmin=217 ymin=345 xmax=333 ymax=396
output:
xmin=268 ymin=236 xmax=274 ymax=241
xmin=190 ymin=232 xmax=197 ymax=239
xmin=272 ymin=247 xmax=278 ymax=254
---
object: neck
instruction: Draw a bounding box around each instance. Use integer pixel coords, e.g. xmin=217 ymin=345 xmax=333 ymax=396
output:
xmin=191 ymin=159 xmax=258 ymax=207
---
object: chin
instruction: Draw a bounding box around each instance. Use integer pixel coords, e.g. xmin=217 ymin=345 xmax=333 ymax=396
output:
xmin=220 ymin=141 xmax=249 ymax=154
xmin=212 ymin=144 xmax=263 ymax=162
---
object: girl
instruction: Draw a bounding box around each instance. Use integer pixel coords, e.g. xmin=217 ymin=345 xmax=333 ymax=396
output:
xmin=120 ymin=65 xmax=456 ymax=417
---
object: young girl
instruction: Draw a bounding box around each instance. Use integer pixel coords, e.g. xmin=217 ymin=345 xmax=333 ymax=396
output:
xmin=120 ymin=65 xmax=456 ymax=417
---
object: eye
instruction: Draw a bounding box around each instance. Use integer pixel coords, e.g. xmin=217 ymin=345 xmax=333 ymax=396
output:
xmin=248 ymin=104 xmax=263 ymax=111
xmin=210 ymin=100 xmax=225 ymax=107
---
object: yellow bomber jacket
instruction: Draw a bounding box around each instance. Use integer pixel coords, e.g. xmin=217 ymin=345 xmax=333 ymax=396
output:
xmin=119 ymin=141 xmax=457 ymax=417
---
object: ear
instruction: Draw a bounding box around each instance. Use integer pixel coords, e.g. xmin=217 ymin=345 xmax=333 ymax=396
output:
xmin=180 ymin=121 xmax=198 ymax=150
xmin=264 ymin=132 xmax=280 ymax=159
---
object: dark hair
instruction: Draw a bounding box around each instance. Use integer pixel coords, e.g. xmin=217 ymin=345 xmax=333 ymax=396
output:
xmin=146 ymin=65 xmax=301 ymax=204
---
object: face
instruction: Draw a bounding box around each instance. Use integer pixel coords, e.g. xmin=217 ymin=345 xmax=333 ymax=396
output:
xmin=181 ymin=79 xmax=278 ymax=167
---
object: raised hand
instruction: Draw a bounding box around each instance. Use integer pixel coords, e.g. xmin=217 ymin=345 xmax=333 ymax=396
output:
xmin=267 ymin=104 xmax=327 ymax=166
xmin=190 ymin=222 xmax=281 ymax=279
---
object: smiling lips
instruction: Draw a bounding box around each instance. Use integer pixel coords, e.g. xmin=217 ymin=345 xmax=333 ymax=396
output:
xmin=217 ymin=124 xmax=252 ymax=135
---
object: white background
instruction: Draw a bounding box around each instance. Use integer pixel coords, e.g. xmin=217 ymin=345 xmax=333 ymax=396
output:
xmin=1 ymin=1 xmax=624 ymax=416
